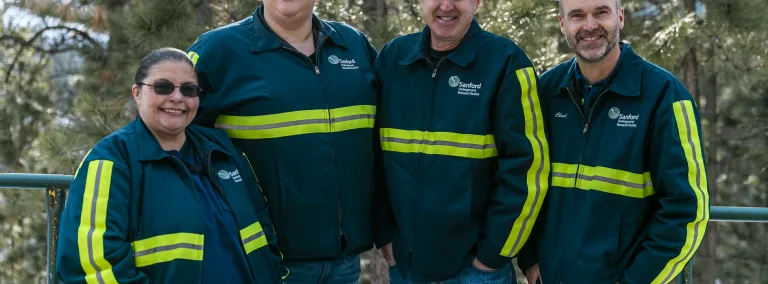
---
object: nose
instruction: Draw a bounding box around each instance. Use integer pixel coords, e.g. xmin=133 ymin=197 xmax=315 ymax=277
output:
xmin=584 ymin=14 xmax=599 ymax=30
xmin=437 ymin=0 xmax=454 ymax=11
xmin=167 ymin=87 xmax=184 ymax=102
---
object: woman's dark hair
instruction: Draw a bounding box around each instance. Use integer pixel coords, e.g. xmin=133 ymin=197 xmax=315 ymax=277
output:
xmin=134 ymin=47 xmax=194 ymax=84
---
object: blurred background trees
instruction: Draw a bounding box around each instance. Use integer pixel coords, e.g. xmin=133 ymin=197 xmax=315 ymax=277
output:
xmin=0 ymin=0 xmax=765 ymax=282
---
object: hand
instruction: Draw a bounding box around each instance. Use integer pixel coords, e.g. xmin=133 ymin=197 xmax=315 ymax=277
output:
xmin=526 ymin=263 xmax=542 ymax=284
xmin=378 ymin=243 xmax=395 ymax=266
xmin=472 ymin=257 xmax=496 ymax=272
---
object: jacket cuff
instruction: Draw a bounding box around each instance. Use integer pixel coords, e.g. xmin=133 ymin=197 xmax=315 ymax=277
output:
xmin=516 ymin=241 xmax=538 ymax=274
xmin=476 ymin=242 xmax=512 ymax=270
xmin=373 ymin=221 xmax=394 ymax=248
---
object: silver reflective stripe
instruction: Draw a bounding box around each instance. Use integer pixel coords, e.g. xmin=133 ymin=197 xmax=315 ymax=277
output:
xmin=379 ymin=137 xmax=496 ymax=150
xmin=88 ymin=160 xmax=106 ymax=284
xmin=661 ymin=101 xmax=706 ymax=283
xmin=507 ymin=69 xmax=545 ymax=256
xmin=216 ymin=118 xmax=328 ymax=130
xmin=214 ymin=114 xmax=375 ymax=130
xmin=243 ymin=231 xmax=265 ymax=245
xmin=332 ymin=114 xmax=375 ymax=123
xmin=579 ymin=174 xmax=650 ymax=189
xmin=552 ymin=172 xmax=577 ymax=179
xmin=133 ymin=243 xmax=204 ymax=257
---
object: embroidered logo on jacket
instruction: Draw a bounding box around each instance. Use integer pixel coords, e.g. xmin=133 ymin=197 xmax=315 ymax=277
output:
xmin=218 ymin=169 xmax=243 ymax=182
xmin=608 ymin=107 xmax=639 ymax=128
xmin=328 ymin=55 xmax=358 ymax=70
xmin=448 ymin=76 xmax=481 ymax=96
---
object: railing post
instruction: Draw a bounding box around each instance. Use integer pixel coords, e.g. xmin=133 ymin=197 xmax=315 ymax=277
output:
xmin=46 ymin=187 xmax=66 ymax=284
xmin=677 ymin=260 xmax=693 ymax=284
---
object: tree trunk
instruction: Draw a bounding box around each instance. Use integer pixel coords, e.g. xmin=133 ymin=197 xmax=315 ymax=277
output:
xmin=361 ymin=0 xmax=389 ymax=48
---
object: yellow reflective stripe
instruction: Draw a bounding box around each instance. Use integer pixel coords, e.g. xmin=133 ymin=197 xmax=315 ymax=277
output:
xmin=501 ymin=67 xmax=550 ymax=257
xmin=577 ymin=165 xmax=655 ymax=198
xmin=77 ymin=160 xmax=119 ymax=284
xmin=380 ymin=128 xmax=497 ymax=159
xmin=653 ymin=100 xmax=709 ymax=284
xmin=187 ymin=51 xmax=199 ymax=66
xmin=131 ymin=233 xmax=204 ymax=267
xmin=215 ymin=105 xmax=375 ymax=139
xmin=552 ymin=163 xmax=654 ymax=198
xmin=240 ymin=222 xmax=268 ymax=254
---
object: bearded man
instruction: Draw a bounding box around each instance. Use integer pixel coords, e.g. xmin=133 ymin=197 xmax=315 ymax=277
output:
xmin=518 ymin=0 xmax=710 ymax=283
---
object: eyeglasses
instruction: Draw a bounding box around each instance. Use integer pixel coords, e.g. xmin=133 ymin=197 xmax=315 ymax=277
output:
xmin=137 ymin=82 xmax=201 ymax=97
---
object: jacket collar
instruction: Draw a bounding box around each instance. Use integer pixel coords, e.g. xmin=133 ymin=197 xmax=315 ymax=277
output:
xmin=250 ymin=4 xmax=346 ymax=53
xmin=555 ymin=42 xmax=642 ymax=97
xmin=399 ymin=19 xmax=483 ymax=68
xmin=133 ymin=119 xmax=232 ymax=162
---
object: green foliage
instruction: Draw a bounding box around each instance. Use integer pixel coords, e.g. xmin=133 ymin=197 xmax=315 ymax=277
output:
xmin=1 ymin=0 xmax=767 ymax=283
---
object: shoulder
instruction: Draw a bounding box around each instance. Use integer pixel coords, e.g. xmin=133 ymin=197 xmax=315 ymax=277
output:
xmin=188 ymin=16 xmax=254 ymax=55
xmin=377 ymin=32 xmax=421 ymax=60
xmin=476 ymin=30 xmax=529 ymax=59
xmin=78 ymin=121 xmax=139 ymax=171
xmin=539 ymin=59 xmax=573 ymax=90
xmin=637 ymin=57 xmax=694 ymax=104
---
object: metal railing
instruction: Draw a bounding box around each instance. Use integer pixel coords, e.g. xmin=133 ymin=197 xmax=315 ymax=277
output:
xmin=1 ymin=173 xmax=768 ymax=283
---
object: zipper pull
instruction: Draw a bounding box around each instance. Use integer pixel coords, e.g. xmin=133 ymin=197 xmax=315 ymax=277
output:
xmin=432 ymin=68 xmax=437 ymax=78
xmin=314 ymin=65 xmax=320 ymax=75
xmin=583 ymin=124 xmax=589 ymax=134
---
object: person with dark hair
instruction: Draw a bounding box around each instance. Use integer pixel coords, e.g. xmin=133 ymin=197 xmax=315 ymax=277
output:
xmin=55 ymin=47 xmax=287 ymax=283
xmin=186 ymin=0 xmax=379 ymax=282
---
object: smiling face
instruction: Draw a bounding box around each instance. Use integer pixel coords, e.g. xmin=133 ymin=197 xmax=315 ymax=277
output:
xmin=132 ymin=60 xmax=199 ymax=139
xmin=420 ymin=0 xmax=481 ymax=50
xmin=559 ymin=0 xmax=624 ymax=63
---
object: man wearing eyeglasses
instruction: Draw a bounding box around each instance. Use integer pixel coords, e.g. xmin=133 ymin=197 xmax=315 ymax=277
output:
xmin=373 ymin=0 xmax=550 ymax=282
xmin=518 ymin=0 xmax=710 ymax=283
xmin=185 ymin=0 xmax=380 ymax=282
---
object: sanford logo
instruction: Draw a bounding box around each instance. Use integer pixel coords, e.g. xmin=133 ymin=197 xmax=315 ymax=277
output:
xmin=608 ymin=107 xmax=639 ymax=128
xmin=448 ymin=76 xmax=482 ymax=96
xmin=218 ymin=169 xmax=243 ymax=183
xmin=328 ymin=55 xmax=358 ymax=70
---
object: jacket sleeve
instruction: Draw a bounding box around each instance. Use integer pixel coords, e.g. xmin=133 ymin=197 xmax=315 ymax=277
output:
xmin=372 ymin=43 xmax=395 ymax=248
xmin=240 ymin=152 xmax=289 ymax=279
xmin=621 ymin=96 xmax=710 ymax=284
xmin=56 ymin=157 xmax=149 ymax=284
xmin=475 ymin=58 xmax=551 ymax=269
xmin=187 ymin=39 xmax=220 ymax=128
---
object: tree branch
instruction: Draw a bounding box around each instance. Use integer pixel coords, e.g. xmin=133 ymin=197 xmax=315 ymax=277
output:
xmin=2 ymin=25 xmax=103 ymax=83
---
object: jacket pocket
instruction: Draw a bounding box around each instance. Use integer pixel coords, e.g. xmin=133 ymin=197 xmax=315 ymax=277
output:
xmin=251 ymin=206 xmax=285 ymax=283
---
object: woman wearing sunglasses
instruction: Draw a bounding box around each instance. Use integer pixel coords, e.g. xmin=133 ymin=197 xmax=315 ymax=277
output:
xmin=55 ymin=47 xmax=287 ymax=284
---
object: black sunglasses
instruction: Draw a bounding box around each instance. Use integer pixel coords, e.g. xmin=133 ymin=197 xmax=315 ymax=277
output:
xmin=137 ymin=82 xmax=201 ymax=97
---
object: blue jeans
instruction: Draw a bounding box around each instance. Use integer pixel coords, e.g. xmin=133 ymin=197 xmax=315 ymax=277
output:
xmin=389 ymin=263 xmax=515 ymax=284
xmin=283 ymin=255 xmax=361 ymax=284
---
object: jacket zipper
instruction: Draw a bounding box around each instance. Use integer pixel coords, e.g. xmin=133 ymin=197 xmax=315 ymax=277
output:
xmin=170 ymin=156 xmax=205 ymax=284
xmin=409 ymin=57 xmax=447 ymax=255
xmin=281 ymin=36 xmax=346 ymax=241
xmin=558 ymin=88 xmax=609 ymax=283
